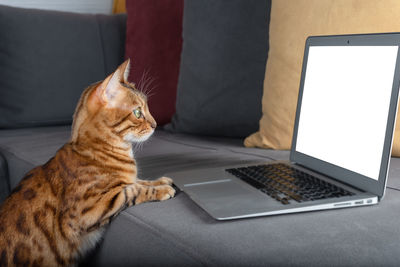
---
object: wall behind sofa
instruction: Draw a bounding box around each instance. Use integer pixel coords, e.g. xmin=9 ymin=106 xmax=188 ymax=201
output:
xmin=0 ymin=0 xmax=114 ymax=14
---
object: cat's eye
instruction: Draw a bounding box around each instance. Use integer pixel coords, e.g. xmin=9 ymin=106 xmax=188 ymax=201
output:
xmin=133 ymin=108 xmax=142 ymax=119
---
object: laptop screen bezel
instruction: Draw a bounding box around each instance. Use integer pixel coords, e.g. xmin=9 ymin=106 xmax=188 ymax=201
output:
xmin=290 ymin=33 xmax=400 ymax=198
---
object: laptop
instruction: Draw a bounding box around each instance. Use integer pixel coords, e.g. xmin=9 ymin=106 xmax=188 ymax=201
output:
xmin=167 ymin=33 xmax=400 ymax=220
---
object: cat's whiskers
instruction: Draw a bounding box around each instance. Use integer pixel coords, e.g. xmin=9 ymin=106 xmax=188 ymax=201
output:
xmin=137 ymin=70 xmax=158 ymax=99
xmin=137 ymin=69 xmax=150 ymax=91
xmin=132 ymin=140 xmax=145 ymax=153
xmin=143 ymin=79 xmax=158 ymax=99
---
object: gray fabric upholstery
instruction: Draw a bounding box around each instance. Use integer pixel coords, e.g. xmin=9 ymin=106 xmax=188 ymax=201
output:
xmin=0 ymin=4 xmax=126 ymax=128
xmin=0 ymin=126 xmax=399 ymax=266
xmin=165 ymin=0 xmax=270 ymax=137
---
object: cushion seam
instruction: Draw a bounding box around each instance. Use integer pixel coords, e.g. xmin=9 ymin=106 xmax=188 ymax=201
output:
xmin=0 ymin=146 xmax=47 ymax=167
xmin=156 ymin=134 xmax=280 ymax=161
xmin=387 ymin=186 xmax=400 ymax=192
xmin=0 ymin=152 xmax=10 ymax=194
xmin=0 ymin=146 xmax=37 ymax=190
xmin=156 ymin=135 xmax=219 ymax=151
xmin=120 ymin=211 xmax=217 ymax=266
xmin=222 ymin=147 xmax=279 ymax=161
xmin=0 ymin=147 xmax=36 ymax=168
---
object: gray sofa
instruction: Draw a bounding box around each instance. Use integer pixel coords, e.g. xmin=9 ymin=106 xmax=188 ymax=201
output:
xmin=1 ymin=3 xmax=400 ymax=267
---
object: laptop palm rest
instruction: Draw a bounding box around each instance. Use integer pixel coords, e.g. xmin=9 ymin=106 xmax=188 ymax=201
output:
xmin=182 ymin=178 xmax=280 ymax=219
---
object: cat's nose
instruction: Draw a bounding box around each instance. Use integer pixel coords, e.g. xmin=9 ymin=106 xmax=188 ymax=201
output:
xmin=151 ymin=121 xmax=157 ymax=129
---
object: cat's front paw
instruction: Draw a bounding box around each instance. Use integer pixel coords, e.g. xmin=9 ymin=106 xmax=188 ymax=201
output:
xmin=156 ymin=185 xmax=176 ymax=201
xmin=156 ymin=176 xmax=173 ymax=185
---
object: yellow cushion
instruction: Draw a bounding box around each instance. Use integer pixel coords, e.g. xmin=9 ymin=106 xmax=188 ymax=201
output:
xmin=113 ymin=0 xmax=126 ymax=14
xmin=245 ymin=0 xmax=400 ymax=157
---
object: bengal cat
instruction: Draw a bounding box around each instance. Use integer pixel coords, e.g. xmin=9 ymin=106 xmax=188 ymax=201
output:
xmin=0 ymin=59 xmax=175 ymax=266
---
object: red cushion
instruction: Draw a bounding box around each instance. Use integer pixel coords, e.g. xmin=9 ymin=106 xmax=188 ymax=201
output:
xmin=125 ymin=0 xmax=184 ymax=125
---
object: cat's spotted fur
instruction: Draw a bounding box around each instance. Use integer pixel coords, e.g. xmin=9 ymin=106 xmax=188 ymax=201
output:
xmin=0 ymin=60 xmax=175 ymax=266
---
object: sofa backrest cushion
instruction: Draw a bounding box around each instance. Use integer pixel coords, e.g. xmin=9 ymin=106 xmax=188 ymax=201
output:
xmin=0 ymin=4 xmax=126 ymax=128
xmin=164 ymin=0 xmax=271 ymax=138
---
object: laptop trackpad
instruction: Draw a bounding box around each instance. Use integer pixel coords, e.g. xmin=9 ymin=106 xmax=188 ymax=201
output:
xmin=184 ymin=179 xmax=275 ymax=218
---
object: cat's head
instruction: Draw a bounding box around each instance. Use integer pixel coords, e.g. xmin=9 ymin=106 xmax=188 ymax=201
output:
xmin=71 ymin=59 xmax=156 ymax=146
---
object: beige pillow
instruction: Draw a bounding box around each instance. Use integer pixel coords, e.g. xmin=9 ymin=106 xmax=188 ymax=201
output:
xmin=245 ymin=0 xmax=400 ymax=157
xmin=113 ymin=0 xmax=126 ymax=14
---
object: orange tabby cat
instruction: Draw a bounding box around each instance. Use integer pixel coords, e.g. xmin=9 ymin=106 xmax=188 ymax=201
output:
xmin=0 ymin=59 xmax=175 ymax=266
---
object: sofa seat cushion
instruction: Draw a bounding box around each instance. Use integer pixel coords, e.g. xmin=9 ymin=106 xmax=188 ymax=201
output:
xmin=92 ymin=189 xmax=400 ymax=266
xmin=0 ymin=127 xmax=399 ymax=265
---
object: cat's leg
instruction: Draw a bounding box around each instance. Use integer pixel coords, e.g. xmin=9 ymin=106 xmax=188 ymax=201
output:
xmin=136 ymin=176 xmax=173 ymax=186
xmin=82 ymin=183 xmax=175 ymax=232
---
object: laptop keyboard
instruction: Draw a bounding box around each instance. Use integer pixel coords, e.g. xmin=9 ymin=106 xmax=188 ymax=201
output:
xmin=226 ymin=163 xmax=354 ymax=205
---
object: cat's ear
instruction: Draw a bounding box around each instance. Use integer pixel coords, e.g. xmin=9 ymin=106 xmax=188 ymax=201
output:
xmin=121 ymin=58 xmax=131 ymax=83
xmin=97 ymin=69 xmax=123 ymax=107
xmin=96 ymin=59 xmax=131 ymax=107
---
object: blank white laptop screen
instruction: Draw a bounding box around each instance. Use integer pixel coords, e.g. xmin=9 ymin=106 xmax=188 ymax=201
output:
xmin=296 ymin=46 xmax=398 ymax=180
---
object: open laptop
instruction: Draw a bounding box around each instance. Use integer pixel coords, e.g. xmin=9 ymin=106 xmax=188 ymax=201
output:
xmin=167 ymin=33 xmax=400 ymax=220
